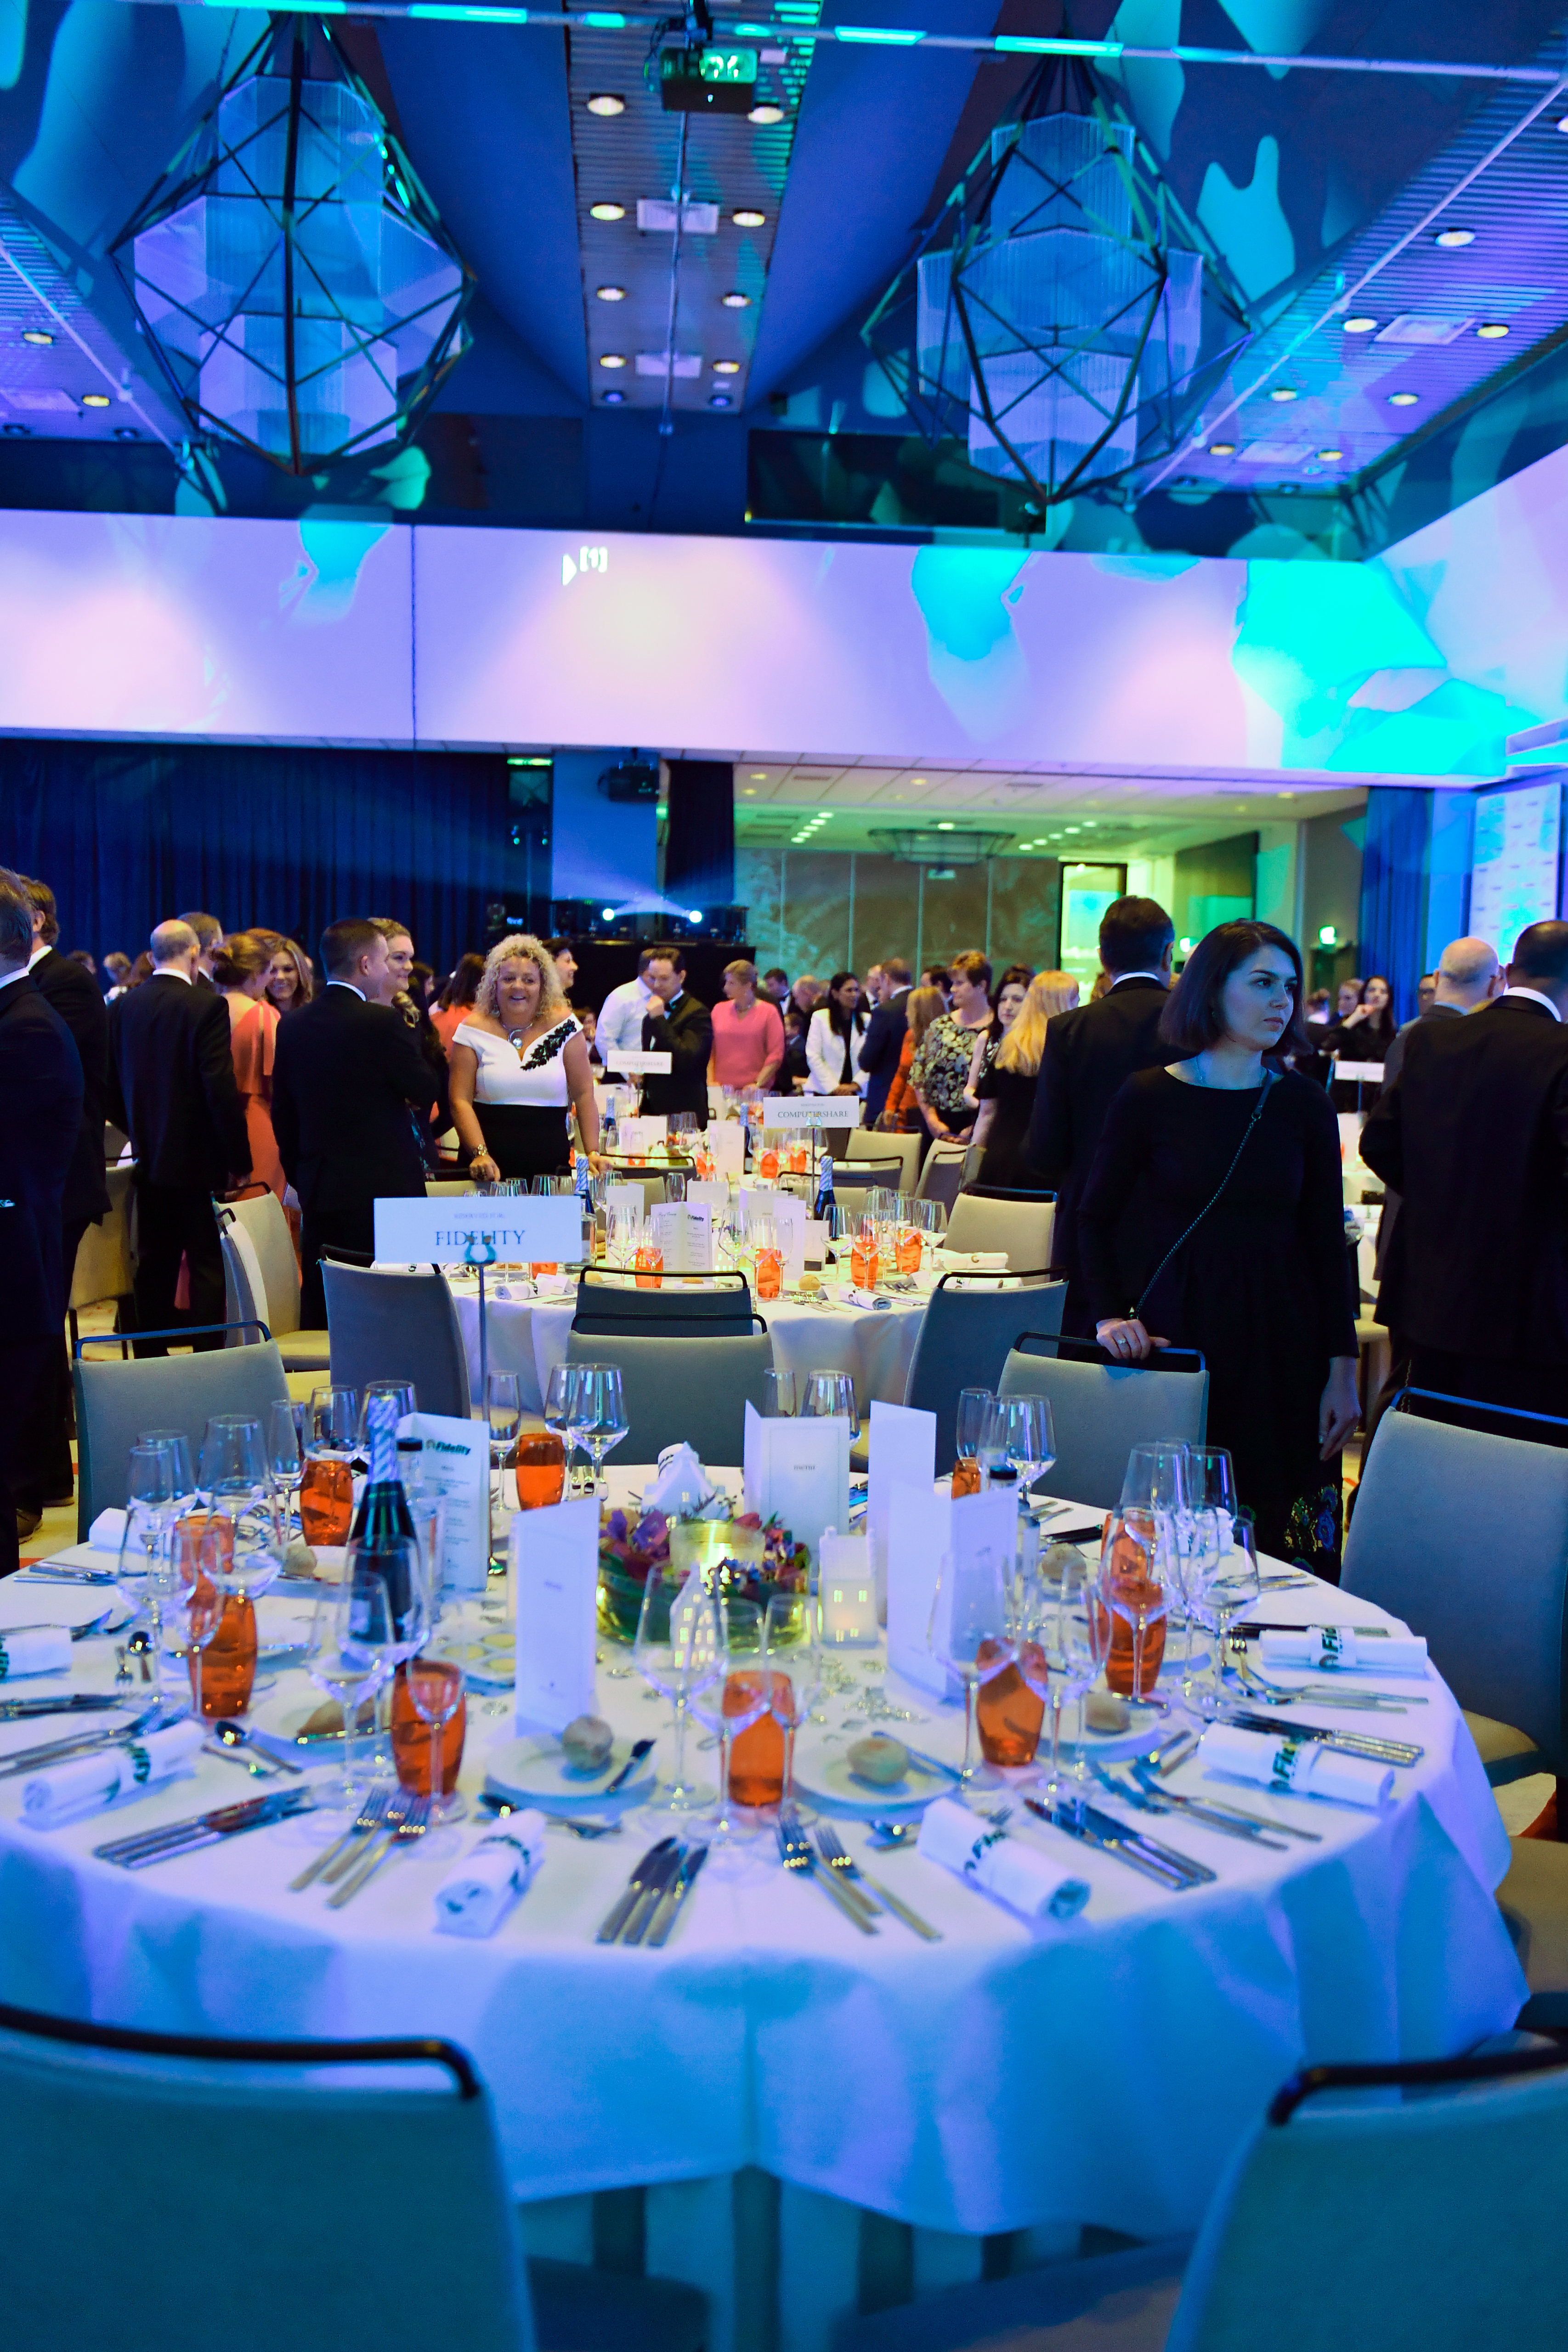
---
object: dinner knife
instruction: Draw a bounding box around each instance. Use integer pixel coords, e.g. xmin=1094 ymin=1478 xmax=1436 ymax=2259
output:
xmin=1072 ymin=1798 xmax=1217 ymax=1885
xmin=644 ymin=1842 xmax=709 ymax=1948
xmin=94 ymin=1786 xmax=314 ymax=1868
xmin=0 ymin=1693 xmax=128 ymax=1722
xmin=619 ymin=1843 xmax=686 ymax=1945
xmin=594 ymin=1838 xmax=677 ymax=1944
xmin=0 ymin=1709 xmax=166 ymax=1778
xmin=1026 ymin=1796 xmax=1192 ymax=1889
xmin=1225 ymin=1709 xmax=1423 ymax=1765
xmin=603 ymin=1736 xmax=655 ymax=1796
xmin=1093 ymin=1768 xmax=1289 ymax=1850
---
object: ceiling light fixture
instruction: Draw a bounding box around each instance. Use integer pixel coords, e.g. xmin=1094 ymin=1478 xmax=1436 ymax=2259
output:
xmin=21 ymin=329 xmax=52 ymax=346
xmin=81 ymin=392 xmax=110 ymax=407
xmin=750 ymin=771 xmax=767 ymax=778
xmin=748 ymin=102 xmax=785 ymax=123
xmin=1342 ymin=315 xmax=1378 ymax=334
xmin=599 ymin=352 xmax=627 ymax=368
xmin=590 ymin=202 xmax=626 ymax=221
xmin=1208 ymin=441 xmax=1235 ymax=456
xmin=114 ymin=425 xmax=138 ymax=440
xmin=586 ymin=93 xmax=626 ymax=115
xmin=1434 ymin=227 xmax=1474 ymax=248
xmin=1477 ymin=321 xmax=1510 ymax=339
xmin=709 ymin=392 xmax=732 ymax=407
xmin=595 ymin=284 xmax=628 ymax=302
xmin=721 ymin=291 xmax=751 ymax=308
xmin=713 ymin=359 xmax=741 ymax=374
xmin=1318 ymin=447 xmax=1342 ymax=460
xmin=1269 ymin=387 xmax=1299 ymax=402
xmin=732 ymin=208 xmax=766 ymax=228
xmin=602 ymin=388 xmax=626 ymax=403
xmin=1388 ymin=390 xmax=1419 ymax=405
xmin=935 ymin=820 xmax=954 ymax=831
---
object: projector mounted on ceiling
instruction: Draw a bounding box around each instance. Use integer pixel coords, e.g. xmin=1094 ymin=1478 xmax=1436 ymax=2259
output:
xmin=876 ymin=828 xmax=1014 ymax=865
xmin=598 ymin=755 xmax=661 ymax=804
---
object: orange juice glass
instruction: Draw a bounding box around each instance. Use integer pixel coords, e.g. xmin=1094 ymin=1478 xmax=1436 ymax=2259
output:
xmin=897 ymin=1224 xmax=922 ymax=1273
xmin=634 ymin=1242 xmax=664 ymax=1289
xmin=299 ymin=1456 xmax=354 ymax=1547
xmin=754 ymin=1244 xmax=783 ymax=1300
xmin=850 ymin=1235 xmax=880 ymax=1288
xmin=513 ymin=1430 xmax=567 ymax=1509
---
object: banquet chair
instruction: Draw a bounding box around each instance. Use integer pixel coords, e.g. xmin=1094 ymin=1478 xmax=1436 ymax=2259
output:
xmin=220 ymin=1201 xmax=333 ymax=1375
xmin=904 ymin=1275 xmax=1065 ymax=1475
xmin=323 ymin=1261 xmax=473 ymax=1422
xmin=847 ymin=1128 xmax=921 ymax=1192
xmin=833 ymin=2037 xmax=1568 ymax=2352
xmin=65 ymin=1161 xmax=135 ymax=1351
xmin=1342 ymin=1393 xmax=1568 ymax=1791
xmin=998 ymin=1334 xmax=1208 ymax=1510
xmin=830 ymin=1160 xmax=909 ymax=1207
xmin=943 ymin=1189 xmax=1055 ymax=1271
xmin=574 ymin=1269 xmax=759 ymax=1338
xmin=566 ymin=1328 xmax=772 ymax=1463
xmin=915 ymin=1143 xmax=968 ymax=1212
xmin=0 ymin=2001 xmax=707 ymax=2352
xmin=427 ymin=1177 xmax=475 ymax=1196
xmin=74 ymin=1334 xmax=290 ymax=1535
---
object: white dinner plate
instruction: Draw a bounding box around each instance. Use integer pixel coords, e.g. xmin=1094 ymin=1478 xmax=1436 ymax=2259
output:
xmin=0 ymin=1577 xmax=127 ymax=1634
xmin=483 ymin=1732 xmax=655 ymax=1812
xmin=791 ymin=1746 xmax=943 ymax=1819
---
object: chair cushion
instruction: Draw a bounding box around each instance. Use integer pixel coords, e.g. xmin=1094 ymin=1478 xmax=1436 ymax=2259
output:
xmin=831 ymin=2241 xmax=1188 ymax=2352
xmin=278 ymin=1331 xmax=333 ymax=1373
xmin=1463 ymin=1711 xmax=1544 ymax=1787
xmin=528 ymin=2258 xmax=707 ymax=2352
xmin=1496 ymin=1837 xmax=1568 ymax=1994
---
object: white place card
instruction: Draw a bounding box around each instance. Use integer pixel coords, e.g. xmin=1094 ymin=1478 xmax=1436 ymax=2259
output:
xmin=375 ymin=1194 xmax=583 ymax=1266
xmin=597 ymin=1049 xmax=673 ymax=1075
xmin=887 ymin=1482 xmax=1017 ymax=1702
xmin=804 ymin=1218 xmax=830 ymax=1265
xmin=649 ymin=1200 xmax=713 ymax=1272
xmin=511 ymin=1494 xmax=599 ymax=1733
xmin=618 ymin=1115 xmax=668 ymax=1154
xmin=867 ymin=1400 xmax=936 ymax=1623
xmin=742 ymin=1402 xmax=850 ymax=1570
xmin=1334 ymin=1059 xmax=1386 ymax=1084
xmin=398 ymin=1411 xmax=489 ymax=1593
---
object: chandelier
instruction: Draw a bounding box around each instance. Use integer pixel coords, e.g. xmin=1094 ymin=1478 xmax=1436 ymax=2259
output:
xmin=865 ymin=80 xmax=1243 ymax=510
xmin=113 ymin=19 xmax=473 ymax=474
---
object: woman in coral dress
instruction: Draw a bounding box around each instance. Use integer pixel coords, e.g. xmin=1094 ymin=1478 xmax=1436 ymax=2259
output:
xmin=216 ymin=932 xmax=284 ymax=1197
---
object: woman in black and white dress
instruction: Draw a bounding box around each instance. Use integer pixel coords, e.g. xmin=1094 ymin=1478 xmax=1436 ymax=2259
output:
xmin=448 ymin=935 xmax=601 ymax=1182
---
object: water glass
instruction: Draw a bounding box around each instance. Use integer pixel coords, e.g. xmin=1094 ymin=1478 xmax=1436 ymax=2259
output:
xmin=928 ymin=1541 xmax=1016 ymax=1793
xmin=799 ymin=1369 xmax=859 ymax=1438
xmin=396 ymin=1645 xmax=467 ymax=1820
xmin=265 ymin=1398 xmax=307 ymax=1545
xmin=571 ymin=1363 xmax=628 ymax=1497
xmin=995 ymin=1394 xmax=1056 ymax=1499
xmin=764 ymin=1589 xmax=822 ymax=1812
xmin=307 ymin=1385 xmax=359 ymax=1456
xmin=952 ymin=1387 xmax=996 ymax=1495
xmin=306 ymin=1566 xmax=396 ymax=1805
xmin=634 ymin=1569 xmax=721 ymax=1814
xmin=358 ymin=1382 xmax=416 ymax=1447
xmin=688 ymin=1597 xmax=767 ymax=1844
xmin=137 ymin=1430 xmax=197 ymax=1514
xmin=199 ymin=1414 xmax=267 ymax=1513
xmin=759 ymin=1369 xmax=797 ymax=1418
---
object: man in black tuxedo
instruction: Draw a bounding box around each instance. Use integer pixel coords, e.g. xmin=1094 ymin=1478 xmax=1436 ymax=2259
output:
xmin=108 ymin=921 xmax=249 ymax=1354
xmin=16 ymin=876 xmax=111 ymax=1515
xmin=636 ymin=946 xmax=713 ymax=1128
xmin=1360 ymin=919 xmax=1568 ymax=1425
xmin=178 ymin=911 xmax=223 ymax=995
xmin=1025 ymin=896 xmax=1175 ymax=1331
xmin=0 ymin=869 xmax=83 ymax=1572
xmin=858 ymin=956 xmax=913 ymax=1128
xmin=272 ymin=917 xmax=442 ymax=1324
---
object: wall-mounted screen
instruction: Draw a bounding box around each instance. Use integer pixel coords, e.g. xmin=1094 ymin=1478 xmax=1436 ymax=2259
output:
xmin=1468 ymin=781 xmax=1561 ymax=966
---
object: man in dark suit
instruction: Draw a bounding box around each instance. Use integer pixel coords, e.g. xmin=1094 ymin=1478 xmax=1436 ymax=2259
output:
xmin=0 ymin=868 xmax=83 ymax=1571
xmin=1360 ymin=919 xmax=1568 ymax=1425
xmin=272 ymin=917 xmax=442 ymax=1323
xmin=636 ymin=946 xmax=713 ymax=1127
xmin=16 ymin=876 xmax=111 ymax=1515
xmin=108 ymin=920 xmax=249 ymax=1354
xmin=178 ymin=911 xmax=223 ymax=995
xmin=858 ymin=956 xmax=913 ymax=1128
xmin=1025 ymin=895 xmax=1175 ymax=1331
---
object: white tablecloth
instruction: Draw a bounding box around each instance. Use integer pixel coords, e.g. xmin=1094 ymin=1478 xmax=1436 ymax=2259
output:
xmin=0 ymin=1517 xmax=1523 ymax=2286
xmin=449 ymin=1274 xmax=928 ymax=1417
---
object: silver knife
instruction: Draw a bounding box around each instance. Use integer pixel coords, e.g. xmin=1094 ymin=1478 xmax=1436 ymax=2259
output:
xmin=619 ymin=1843 xmax=686 ymax=1945
xmin=602 ymin=1736 xmax=655 ymax=1796
xmin=594 ymin=1839 xmax=677 ymax=1944
xmin=1228 ymin=1709 xmax=1423 ymax=1765
xmin=95 ymin=1787 xmax=314 ymax=1867
xmin=1074 ymin=1798 xmax=1217 ymax=1884
xmin=644 ymin=1842 xmax=708 ymax=1947
xmin=1028 ymin=1796 xmax=1188 ymax=1888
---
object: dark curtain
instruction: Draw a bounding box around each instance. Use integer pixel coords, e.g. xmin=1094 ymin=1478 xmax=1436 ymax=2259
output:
xmin=1359 ymin=787 xmax=1431 ymax=1025
xmin=0 ymin=738 xmax=519 ymax=976
xmin=663 ymin=759 xmax=735 ymax=912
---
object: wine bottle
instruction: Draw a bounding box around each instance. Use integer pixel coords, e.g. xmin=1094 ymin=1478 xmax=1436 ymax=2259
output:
xmin=812 ymin=1151 xmax=836 ymax=1223
xmin=351 ymin=1395 xmax=418 ymax=1640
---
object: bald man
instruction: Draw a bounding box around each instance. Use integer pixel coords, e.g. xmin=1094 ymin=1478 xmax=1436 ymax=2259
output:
xmin=1381 ymin=936 xmax=1501 ymax=1086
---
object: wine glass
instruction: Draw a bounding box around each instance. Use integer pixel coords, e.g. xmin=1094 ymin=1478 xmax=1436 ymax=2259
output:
xmin=485 ymin=1372 xmax=522 ymax=1566
xmin=1189 ymin=1509 xmax=1261 ymax=1716
xmin=572 ymin=1364 xmax=628 ymax=1498
xmin=120 ymin=1442 xmax=175 ymax=1645
xmin=952 ymin=1387 xmax=996 ymax=1494
xmin=995 ymin=1394 xmax=1056 ymax=1504
xmin=138 ymin=1430 xmax=198 ymax=1516
xmin=1018 ymin=1551 xmax=1111 ymax=1800
xmin=607 ymin=1205 xmax=642 ymax=1271
xmin=799 ymin=1369 xmax=858 ymax=1439
xmin=634 ymin=1568 xmax=720 ymax=1814
xmin=308 ymin=1385 xmax=359 ymax=1454
xmin=402 ymin=1643 xmax=467 ymax=1823
xmin=357 ymin=1382 xmax=415 ymax=1450
xmin=544 ymin=1362 xmax=587 ymax=1497
xmin=764 ymin=1589 xmax=822 ymax=1815
xmin=759 ymin=1369 xmax=797 ymax=1418
xmin=265 ymin=1399 xmax=307 ymax=1548
xmin=928 ymin=1542 xmax=1016 ymax=1796
xmin=688 ymin=1596 xmax=767 ymax=1846
xmin=306 ymin=1560 xmax=396 ymax=1804
xmin=157 ymin=1518 xmax=225 ymax=1719
xmin=1099 ymin=1508 xmax=1172 ymax=1711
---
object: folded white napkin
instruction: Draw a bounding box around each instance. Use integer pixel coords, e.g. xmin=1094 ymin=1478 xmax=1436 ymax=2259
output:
xmin=1257 ymin=1627 xmax=1427 ymax=1677
xmin=22 ymin=1719 xmax=204 ymax=1828
xmin=433 ymin=1809 xmax=548 ymax=1938
xmin=644 ymin=1442 xmax=718 ymax=1519
xmin=88 ymin=1507 xmax=128 ymax=1555
xmin=1200 ymin=1722 xmax=1393 ymax=1808
xmin=936 ymin=1249 xmax=1009 ymax=1271
xmin=917 ymin=1795 xmax=1090 ymax=1920
xmin=0 ymin=1626 xmax=73 ymax=1680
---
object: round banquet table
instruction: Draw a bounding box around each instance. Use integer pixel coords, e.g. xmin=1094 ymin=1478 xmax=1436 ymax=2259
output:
xmin=0 ymin=1500 xmax=1524 ymax=2352
xmin=446 ymin=1268 xmax=929 ymax=1417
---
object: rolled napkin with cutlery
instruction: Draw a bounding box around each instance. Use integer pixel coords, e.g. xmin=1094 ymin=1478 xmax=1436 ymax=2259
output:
xmin=1200 ymin=1722 xmax=1393 ymax=1808
xmin=917 ymin=1796 xmax=1090 ymax=1920
xmin=88 ymin=1507 xmax=128 ymax=1555
xmin=0 ymin=1626 xmax=74 ymax=1681
xmin=22 ymin=1719 xmax=204 ymax=1828
xmin=935 ymin=1249 xmax=1009 ymax=1272
xmin=434 ymin=1808 xmax=548 ymax=1938
xmin=1257 ymin=1626 xmax=1428 ymax=1677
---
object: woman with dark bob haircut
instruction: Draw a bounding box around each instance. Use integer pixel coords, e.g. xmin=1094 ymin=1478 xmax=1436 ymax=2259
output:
xmin=1076 ymin=920 xmax=1359 ymax=1575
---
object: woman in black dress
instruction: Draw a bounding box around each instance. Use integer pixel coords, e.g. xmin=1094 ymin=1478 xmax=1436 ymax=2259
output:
xmin=1326 ymin=972 xmax=1397 ymax=1109
xmin=973 ymin=969 xmax=1078 ymax=1188
xmin=1078 ymin=921 xmax=1359 ymax=1576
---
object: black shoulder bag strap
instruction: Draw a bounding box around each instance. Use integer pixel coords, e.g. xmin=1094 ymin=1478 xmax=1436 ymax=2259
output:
xmin=1132 ymin=1069 xmax=1279 ymax=1322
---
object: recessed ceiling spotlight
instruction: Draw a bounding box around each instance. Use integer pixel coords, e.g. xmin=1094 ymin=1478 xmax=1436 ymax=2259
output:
xmin=595 ymin=284 xmax=628 ymax=302
xmin=748 ymin=102 xmax=785 ymax=123
xmin=1208 ymin=441 xmax=1235 ymax=456
xmin=713 ymin=359 xmax=741 ymax=374
xmin=1342 ymin=315 xmax=1378 ymax=334
xmin=1270 ymin=386 xmax=1299 ymax=402
xmin=1477 ymin=321 xmax=1510 ymax=339
xmin=81 ymin=392 xmax=110 ymax=408
xmin=590 ymin=201 xmax=627 ymax=221
xmin=1388 ymin=390 xmax=1419 ymax=406
xmin=721 ymin=291 xmax=752 ymax=309
xmin=750 ymin=771 xmax=767 ymax=778
xmin=598 ymin=352 xmax=628 ymax=368
xmin=1318 ymin=447 xmax=1343 ymax=460
xmin=602 ymin=388 xmax=627 ymax=403
xmin=732 ymin=208 xmax=766 ymax=228
xmin=1434 ymin=227 xmax=1474 ymax=248
xmin=21 ymin=328 xmax=53 ymax=346
xmin=586 ymin=92 xmax=626 ymax=115
xmin=935 ymin=820 xmax=955 ymax=831
xmin=113 ymin=426 xmax=138 ymax=441
xmin=2 ymin=421 xmax=30 ymax=435
xmin=709 ymin=393 xmax=732 ymax=408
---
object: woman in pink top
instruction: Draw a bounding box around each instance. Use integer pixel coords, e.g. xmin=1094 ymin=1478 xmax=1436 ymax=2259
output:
xmin=708 ymin=959 xmax=786 ymax=1091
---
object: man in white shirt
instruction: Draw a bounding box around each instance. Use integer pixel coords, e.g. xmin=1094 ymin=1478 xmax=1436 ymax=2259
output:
xmin=597 ymin=948 xmax=661 ymax=1069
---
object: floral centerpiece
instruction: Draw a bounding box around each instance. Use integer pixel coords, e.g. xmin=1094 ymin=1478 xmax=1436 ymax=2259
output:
xmin=596 ymin=1504 xmax=811 ymax=1643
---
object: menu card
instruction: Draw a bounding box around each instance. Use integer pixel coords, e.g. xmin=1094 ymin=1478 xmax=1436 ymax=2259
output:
xmin=703 ymin=1122 xmax=746 ymax=1175
xmin=867 ymin=1401 xmax=935 ymax=1624
xmin=887 ymin=1482 xmax=1017 ymax=1701
xmin=742 ymin=1402 xmax=849 ymax=1569
xmin=617 ymin=1115 xmax=668 ymax=1155
xmin=398 ymin=1411 xmax=488 ymax=1592
xmin=740 ymin=1186 xmax=808 ymax=1283
xmin=649 ymin=1201 xmax=713 ymax=1272
xmin=511 ymin=1494 xmax=599 ymax=1732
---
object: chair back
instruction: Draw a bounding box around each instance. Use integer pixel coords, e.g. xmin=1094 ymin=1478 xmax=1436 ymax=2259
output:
xmin=0 ymin=2001 xmax=534 ymax=2352
xmin=573 ymin=1270 xmax=757 ymax=1338
xmin=74 ymin=1337 xmax=290 ymax=1535
xmin=847 ymin=1128 xmax=921 ymax=1192
xmin=605 ymin=1170 xmax=671 ymax=1216
xmin=425 ymin=1179 xmax=474 ymax=1197
xmin=565 ymin=1329 xmax=772 ymax=1464
xmin=219 ymin=1225 xmax=268 ymax=1340
xmin=945 ymin=1189 xmax=1056 ymax=1270
xmin=68 ymin=1164 xmax=135 ymax=1311
xmin=998 ymin=1334 xmax=1208 ymax=1509
xmin=323 ymin=1261 xmax=472 ymax=1422
xmin=830 ymin=1161 xmax=908 ymax=1204
xmin=904 ymin=1275 xmax=1065 ymax=1474
xmin=1167 ymin=2042 xmax=1568 ymax=2352
xmin=228 ymin=1191 xmax=309 ymax=1335
xmin=915 ymin=1143 xmax=968 ymax=1210
xmin=1342 ymin=1396 xmax=1568 ymax=1773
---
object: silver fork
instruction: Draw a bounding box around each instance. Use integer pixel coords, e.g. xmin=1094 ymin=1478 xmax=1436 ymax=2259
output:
xmin=1225 ymin=1634 xmax=1421 ymax=1712
xmin=288 ymin=1784 xmax=391 ymax=1892
xmin=815 ymin=1823 xmax=942 ymax=1940
xmin=328 ymin=1795 xmax=433 ymax=1908
xmin=776 ymin=1816 xmax=878 ymax=1933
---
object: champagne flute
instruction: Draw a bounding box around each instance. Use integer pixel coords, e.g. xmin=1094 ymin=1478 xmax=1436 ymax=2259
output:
xmin=159 ymin=1518 xmax=225 ymax=1719
xmin=928 ymin=1542 xmax=1016 ymax=1796
xmin=485 ymin=1372 xmax=522 ymax=1567
xmin=544 ymin=1362 xmax=586 ymax=1497
xmin=120 ymin=1442 xmax=175 ymax=1651
xmin=306 ymin=1558 xmax=396 ymax=1804
xmin=688 ymin=1596 xmax=766 ymax=1846
xmin=764 ymin=1589 xmax=822 ymax=1815
xmin=265 ymin=1398 xmax=307 ymax=1549
xmin=634 ymin=1568 xmax=719 ymax=1814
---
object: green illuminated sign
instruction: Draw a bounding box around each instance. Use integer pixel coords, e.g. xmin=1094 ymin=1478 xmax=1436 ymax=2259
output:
xmin=699 ymin=47 xmax=758 ymax=80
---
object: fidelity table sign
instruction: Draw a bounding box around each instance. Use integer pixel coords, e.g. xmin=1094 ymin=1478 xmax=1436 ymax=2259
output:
xmin=374 ymin=1195 xmax=584 ymax=1265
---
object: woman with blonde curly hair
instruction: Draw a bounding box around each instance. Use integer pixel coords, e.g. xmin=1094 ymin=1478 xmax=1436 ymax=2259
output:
xmin=448 ymin=935 xmax=600 ymax=1182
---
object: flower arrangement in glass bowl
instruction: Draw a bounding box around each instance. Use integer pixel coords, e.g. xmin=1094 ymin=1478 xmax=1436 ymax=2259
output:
xmin=596 ymin=1504 xmax=810 ymax=1643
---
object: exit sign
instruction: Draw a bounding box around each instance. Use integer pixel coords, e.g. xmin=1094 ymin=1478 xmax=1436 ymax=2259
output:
xmin=661 ymin=45 xmax=759 ymax=112
xmin=701 ymin=46 xmax=758 ymax=79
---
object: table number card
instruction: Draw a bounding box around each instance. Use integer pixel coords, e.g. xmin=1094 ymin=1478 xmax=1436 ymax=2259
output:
xmin=742 ymin=1402 xmax=849 ymax=1569
xmin=867 ymin=1401 xmax=936 ymax=1623
xmin=702 ymin=1122 xmax=745 ymax=1176
xmin=758 ymin=1097 xmax=852 ymax=1130
xmin=887 ymin=1483 xmax=1016 ymax=1701
xmin=398 ymin=1412 xmax=488 ymax=1593
xmin=617 ymin=1115 xmax=668 ymax=1155
xmin=375 ymin=1194 xmax=583 ymax=1266
xmin=597 ymin=1049 xmax=673 ymax=1077
xmin=510 ymin=1494 xmax=599 ymax=1733
xmin=649 ymin=1201 xmax=713 ymax=1272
